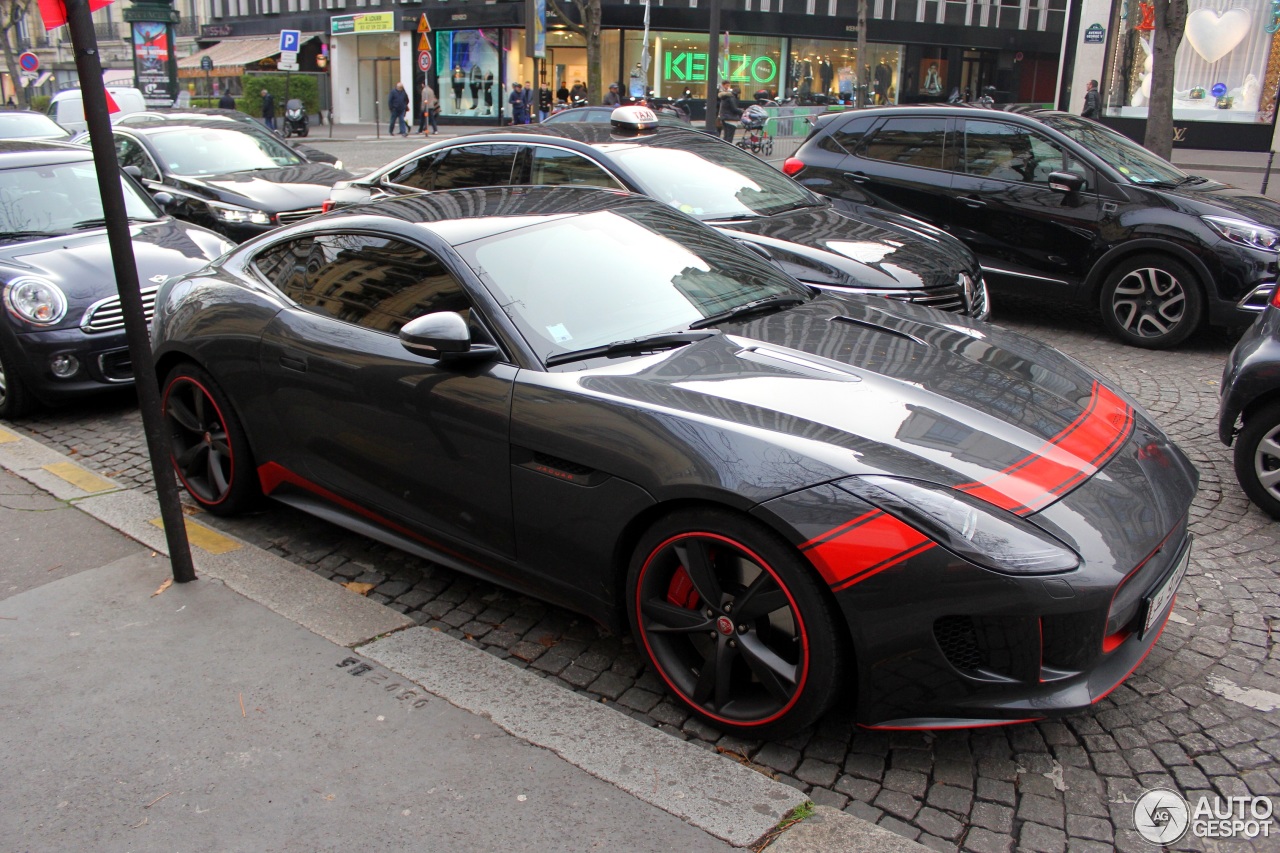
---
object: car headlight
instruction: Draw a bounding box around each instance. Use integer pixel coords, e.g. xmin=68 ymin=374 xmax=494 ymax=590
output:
xmin=206 ymin=201 xmax=273 ymax=226
xmin=841 ymin=476 xmax=1079 ymax=575
xmin=1204 ymin=215 xmax=1280 ymax=252
xmin=4 ymin=276 xmax=68 ymax=326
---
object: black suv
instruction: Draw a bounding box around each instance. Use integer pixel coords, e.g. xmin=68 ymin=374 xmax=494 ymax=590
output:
xmin=786 ymin=106 xmax=1280 ymax=348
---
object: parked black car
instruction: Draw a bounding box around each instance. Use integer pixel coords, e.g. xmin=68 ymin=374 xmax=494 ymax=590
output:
xmin=0 ymin=140 xmax=234 ymax=418
xmin=112 ymin=109 xmax=342 ymax=167
xmin=327 ymin=116 xmax=989 ymax=318
xmin=1219 ymin=289 xmax=1280 ymax=517
xmin=786 ymin=106 xmax=1280 ymax=348
xmin=152 ymin=185 xmax=1196 ymax=735
xmin=101 ymin=119 xmax=353 ymax=240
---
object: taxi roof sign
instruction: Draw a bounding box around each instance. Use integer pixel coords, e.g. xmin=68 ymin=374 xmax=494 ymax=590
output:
xmin=610 ymin=105 xmax=659 ymax=134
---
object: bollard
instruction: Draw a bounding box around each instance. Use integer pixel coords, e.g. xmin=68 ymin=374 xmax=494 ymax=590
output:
xmin=1262 ymin=150 xmax=1276 ymax=195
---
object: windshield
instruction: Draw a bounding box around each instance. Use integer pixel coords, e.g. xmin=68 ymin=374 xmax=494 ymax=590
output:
xmin=610 ymin=135 xmax=821 ymax=219
xmin=0 ymin=113 xmax=69 ymax=140
xmin=458 ymin=204 xmax=808 ymax=364
xmin=0 ymin=160 xmax=159 ymax=236
xmin=1040 ymin=116 xmax=1186 ymax=185
xmin=147 ymin=127 xmax=304 ymax=176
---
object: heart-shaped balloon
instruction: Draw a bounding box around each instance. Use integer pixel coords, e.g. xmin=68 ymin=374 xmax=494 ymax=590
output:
xmin=1185 ymin=8 xmax=1251 ymax=64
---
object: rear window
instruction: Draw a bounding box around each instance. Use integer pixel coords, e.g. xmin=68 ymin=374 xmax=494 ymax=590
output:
xmin=859 ymin=117 xmax=952 ymax=170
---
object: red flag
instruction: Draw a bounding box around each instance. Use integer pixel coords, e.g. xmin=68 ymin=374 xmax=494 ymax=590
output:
xmin=38 ymin=0 xmax=115 ymax=30
xmin=104 ymin=89 xmax=120 ymax=113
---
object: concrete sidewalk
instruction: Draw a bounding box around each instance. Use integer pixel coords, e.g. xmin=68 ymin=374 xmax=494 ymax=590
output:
xmin=0 ymin=426 xmax=924 ymax=852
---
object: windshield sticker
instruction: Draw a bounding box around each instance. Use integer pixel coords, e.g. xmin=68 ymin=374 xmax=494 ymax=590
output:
xmin=1117 ymin=166 xmax=1131 ymax=174
xmin=547 ymin=323 xmax=573 ymax=344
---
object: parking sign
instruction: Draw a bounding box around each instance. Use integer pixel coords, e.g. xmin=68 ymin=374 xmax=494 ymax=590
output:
xmin=279 ymin=29 xmax=301 ymax=53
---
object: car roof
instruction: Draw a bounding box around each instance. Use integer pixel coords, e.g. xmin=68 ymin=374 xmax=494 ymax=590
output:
xmin=0 ymin=138 xmax=92 ymax=168
xmin=818 ymin=104 xmax=1071 ymax=124
xmin=117 ymin=109 xmax=257 ymax=127
xmin=116 ymin=118 xmax=267 ymax=136
xmin=451 ymin=122 xmax=714 ymax=151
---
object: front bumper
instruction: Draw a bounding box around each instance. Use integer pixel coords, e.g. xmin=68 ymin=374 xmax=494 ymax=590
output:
xmin=1218 ymin=306 xmax=1280 ymax=445
xmin=3 ymin=324 xmax=138 ymax=404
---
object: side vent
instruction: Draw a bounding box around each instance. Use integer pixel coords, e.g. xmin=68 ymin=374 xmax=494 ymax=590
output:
xmin=513 ymin=447 xmax=606 ymax=486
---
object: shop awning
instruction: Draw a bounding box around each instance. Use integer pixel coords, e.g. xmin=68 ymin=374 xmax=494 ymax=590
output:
xmin=178 ymin=34 xmax=319 ymax=75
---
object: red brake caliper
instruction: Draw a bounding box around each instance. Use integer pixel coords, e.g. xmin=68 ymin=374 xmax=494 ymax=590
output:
xmin=666 ymin=566 xmax=700 ymax=610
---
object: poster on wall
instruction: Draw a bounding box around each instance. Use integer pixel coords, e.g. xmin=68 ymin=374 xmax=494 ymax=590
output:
xmin=918 ymin=59 xmax=947 ymax=96
xmin=132 ymin=22 xmax=177 ymax=108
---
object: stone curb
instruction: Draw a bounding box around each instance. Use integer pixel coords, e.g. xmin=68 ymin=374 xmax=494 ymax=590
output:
xmin=0 ymin=424 xmax=928 ymax=851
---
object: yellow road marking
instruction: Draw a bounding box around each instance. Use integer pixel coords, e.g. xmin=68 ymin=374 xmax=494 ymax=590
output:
xmin=149 ymin=517 xmax=242 ymax=554
xmin=0 ymin=427 xmax=19 ymax=443
xmin=42 ymin=462 xmax=116 ymax=493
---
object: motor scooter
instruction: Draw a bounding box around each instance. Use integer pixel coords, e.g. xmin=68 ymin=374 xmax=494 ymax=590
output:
xmin=282 ymin=99 xmax=308 ymax=138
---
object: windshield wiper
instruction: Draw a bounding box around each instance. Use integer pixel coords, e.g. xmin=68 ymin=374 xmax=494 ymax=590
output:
xmin=689 ymin=294 xmax=808 ymax=329
xmin=707 ymin=212 xmax=764 ymax=222
xmin=0 ymin=229 xmax=66 ymax=241
xmin=546 ymin=330 xmax=720 ymax=367
xmin=71 ymin=216 xmax=154 ymax=229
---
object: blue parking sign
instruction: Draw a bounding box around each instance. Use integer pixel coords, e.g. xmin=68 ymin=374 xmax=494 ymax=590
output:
xmin=279 ymin=29 xmax=301 ymax=53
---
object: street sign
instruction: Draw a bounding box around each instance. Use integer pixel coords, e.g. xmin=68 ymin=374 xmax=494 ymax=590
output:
xmin=18 ymin=51 xmax=38 ymax=73
xmin=417 ymin=51 xmax=431 ymax=73
xmin=279 ymin=29 xmax=301 ymax=54
xmin=418 ymin=33 xmax=430 ymax=52
xmin=417 ymin=13 xmax=431 ymax=33
xmin=1084 ymin=23 xmax=1106 ymax=44
xmin=278 ymin=57 xmax=299 ymax=72
xmin=200 ymin=55 xmax=213 ymax=71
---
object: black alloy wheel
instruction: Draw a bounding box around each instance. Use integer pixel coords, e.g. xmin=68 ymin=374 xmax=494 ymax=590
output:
xmin=628 ymin=508 xmax=844 ymax=738
xmin=1234 ymin=400 xmax=1280 ymax=519
xmin=0 ymin=345 xmax=33 ymax=419
xmin=1099 ymin=254 xmax=1204 ymax=349
xmin=162 ymin=363 xmax=259 ymax=516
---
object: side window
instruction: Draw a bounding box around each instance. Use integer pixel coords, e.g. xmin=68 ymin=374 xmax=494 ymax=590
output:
xmin=962 ymin=120 xmax=1069 ymax=184
xmin=385 ymin=152 xmax=445 ymax=191
xmin=529 ymin=147 xmax=621 ymax=188
xmin=290 ymin=234 xmax=475 ymax=335
xmin=252 ymin=236 xmax=318 ymax=301
xmin=858 ymin=118 xmax=952 ymax=170
xmin=427 ymin=144 xmax=520 ymax=191
xmin=113 ymin=135 xmax=159 ymax=181
xmin=821 ymin=116 xmax=876 ymax=156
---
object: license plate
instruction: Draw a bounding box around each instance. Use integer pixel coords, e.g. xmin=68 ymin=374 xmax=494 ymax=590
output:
xmin=1142 ymin=543 xmax=1191 ymax=637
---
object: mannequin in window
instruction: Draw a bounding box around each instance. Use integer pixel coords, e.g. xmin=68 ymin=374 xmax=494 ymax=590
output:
xmin=874 ymin=58 xmax=891 ymax=104
xmin=452 ymin=65 xmax=465 ymax=110
xmin=799 ymin=56 xmax=813 ymax=99
xmin=485 ymin=71 xmax=494 ymax=113
xmin=470 ymin=64 xmax=483 ymax=110
xmin=819 ymin=56 xmax=833 ymax=95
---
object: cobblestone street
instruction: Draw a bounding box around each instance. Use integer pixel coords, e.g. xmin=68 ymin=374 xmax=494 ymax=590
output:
xmin=8 ymin=300 xmax=1280 ymax=852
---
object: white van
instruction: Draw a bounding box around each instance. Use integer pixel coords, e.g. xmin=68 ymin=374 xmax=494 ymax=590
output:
xmin=48 ymin=87 xmax=148 ymax=133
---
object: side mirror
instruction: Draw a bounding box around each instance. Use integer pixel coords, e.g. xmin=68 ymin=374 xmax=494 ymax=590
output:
xmin=400 ymin=312 xmax=499 ymax=362
xmin=123 ymin=165 xmax=143 ymax=179
xmin=1048 ymin=171 xmax=1085 ymax=194
xmin=152 ymin=191 xmax=174 ymax=209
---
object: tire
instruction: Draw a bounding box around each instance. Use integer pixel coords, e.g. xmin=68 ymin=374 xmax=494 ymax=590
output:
xmin=300 ymin=127 xmax=309 ymax=138
xmin=1099 ymin=254 xmax=1204 ymax=349
xmin=1234 ymin=399 xmax=1280 ymax=519
xmin=0 ymin=344 xmax=35 ymax=419
xmin=627 ymin=507 xmax=845 ymax=738
xmin=162 ymin=363 xmax=260 ymax=516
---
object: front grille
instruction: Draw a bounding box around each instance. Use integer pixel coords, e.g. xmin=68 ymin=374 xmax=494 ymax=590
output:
xmin=276 ymin=207 xmax=323 ymax=225
xmin=934 ymin=616 xmax=986 ymax=671
xmin=934 ymin=614 xmax=1041 ymax=681
xmin=901 ymin=282 xmax=966 ymax=313
xmin=80 ymin=285 xmax=159 ymax=334
xmin=97 ymin=348 xmax=134 ymax=382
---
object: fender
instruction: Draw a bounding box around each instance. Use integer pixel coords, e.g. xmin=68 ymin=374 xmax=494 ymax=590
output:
xmin=1082 ymin=237 xmax=1214 ymax=300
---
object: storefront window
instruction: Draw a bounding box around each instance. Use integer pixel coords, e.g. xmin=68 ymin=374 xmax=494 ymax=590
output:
xmin=436 ymin=29 xmax=501 ymax=118
xmin=1104 ymin=0 xmax=1276 ymax=124
xmin=787 ymin=38 xmax=899 ymax=105
xmin=619 ymin=32 xmax=783 ymax=102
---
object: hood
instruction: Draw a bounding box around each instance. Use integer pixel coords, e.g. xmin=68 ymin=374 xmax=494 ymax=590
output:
xmin=172 ymin=162 xmax=353 ymax=212
xmin=717 ymin=204 xmax=975 ymax=292
xmin=1143 ymin=178 xmax=1280 ymax=224
xmin=0 ymin=218 xmax=230 ymax=332
xmin=575 ymin=292 xmax=1195 ymax=536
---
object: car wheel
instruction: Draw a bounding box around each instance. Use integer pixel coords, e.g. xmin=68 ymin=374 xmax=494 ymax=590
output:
xmin=162 ymin=363 xmax=260 ymax=516
xmin=0 ymin=344 xmax=34 ymax=419
xmin=1099 ymin=254 xmax=1203 ymax=349
xmin=1234 ymin=400 xmax=1280 ymax=519
xmin=627 ymin=508 xmax=845 ymax=738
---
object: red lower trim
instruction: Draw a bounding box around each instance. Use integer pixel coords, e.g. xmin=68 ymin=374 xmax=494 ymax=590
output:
xmin=1091 ymin=597 xmax=1172 ymax=706
xmin=861 ymin=717 xmax=1043 ymax=731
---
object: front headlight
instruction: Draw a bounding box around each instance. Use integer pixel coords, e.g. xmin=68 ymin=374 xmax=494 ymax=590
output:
xmin=1204 ymin=215 xmax=1280 ymax=252
xmin=841 ymin=476 xmax=1079 ymax=575
xmin=4 ymin=276 xmax=68 ymax=326
xmin=206 ymin=201 xmax=273 ymax=227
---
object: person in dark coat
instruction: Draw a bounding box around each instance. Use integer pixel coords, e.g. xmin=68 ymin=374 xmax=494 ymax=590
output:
xmin=509 ymin=82 xmax=529 ymax=125
xmin=716 ymin=81 xmax=743 ymax=144
xmin=260 ymin=89 xmax=276 ymax=131
xmin=218 ymin=92 xmax=235 ymax=110
xmin=1081 ymin=79 xmax=1100 ymax=119
xmin=388 ymin=82 xmax=410 ymax=136
xmin=603 ymin=82 xmax=622 ymax=106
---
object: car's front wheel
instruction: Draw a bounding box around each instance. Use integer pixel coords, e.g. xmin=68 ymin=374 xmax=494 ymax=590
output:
xmin=162 ymin=363 xmax=260 ymax=516
xmin=1099 ymin=254 xmax=1204 ymax=349
xmin=627 ymin=508 xmax=845 ymax=738
xmin=0 ymin=344 xmax=34 ymax=419
xmin=1234 ymin=400 xmax=1280 ymax=519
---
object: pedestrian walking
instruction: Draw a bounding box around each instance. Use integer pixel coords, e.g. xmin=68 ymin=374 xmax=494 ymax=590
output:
xmin=603 ymin=82 xmax=622 ymax=106
xmin=261 ymin=89 xmax=276 ymax=131
xmin=509 ymin=82 xmax=529 ymax=125
xmin=1081 ymin=79 xmax=1100 ymax=119
xmin=521 ymin=81 xmax=534 ymax=124
xmin=388 ymin=82 xmax=410 ymax=136
xmin=218 ymin=92 xmax=235 ymax=110
xmin=539 ymin=81 xmax=553 ymax=122
xmin=419 ymin=81 xmax=439 ymax=135
xmin=716 ymin=81 xmax=743 ymax=144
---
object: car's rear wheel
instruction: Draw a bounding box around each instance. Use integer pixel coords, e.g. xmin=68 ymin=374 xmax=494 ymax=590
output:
xmin=162 ymin=363 xmax=259 ymax=516
xmin=1235 ymin=400 xmax=1280 ymax=519
xmin=0 ymin=345 xmax=34 ymax=419
xmin=1099 ymin=254 xmax=1203 ymax=349
xmin=627 ymin=508 xmax=844 ymax=738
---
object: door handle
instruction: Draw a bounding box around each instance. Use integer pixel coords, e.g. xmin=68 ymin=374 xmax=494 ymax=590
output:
xmin=842 ymin=172 xmax=870 ymax=184
xmin=279 ymin=354 xmax=308 ymax=373
xmin=960 ymin=196 xmax=986 ymax=209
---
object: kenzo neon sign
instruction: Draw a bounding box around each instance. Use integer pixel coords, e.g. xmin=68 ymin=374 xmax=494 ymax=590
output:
xmin=662 ymin=52 xmax=779 ymax=84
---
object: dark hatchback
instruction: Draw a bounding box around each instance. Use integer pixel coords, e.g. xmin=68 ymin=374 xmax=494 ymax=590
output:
xmin=0 ymin=140 xmax=234 ymax=418
xmin=110 ymin=109 xmax=344 ymax=167
xmin=103 ymin=119 xmax=353 ymax=240
xmin=1219 ymin=288 xmax=1280 ymax=517
xmin=787 ymin=106 xmax=1280 ymax=348
xmin=327 ymin=121 xmax=989 ymax=318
